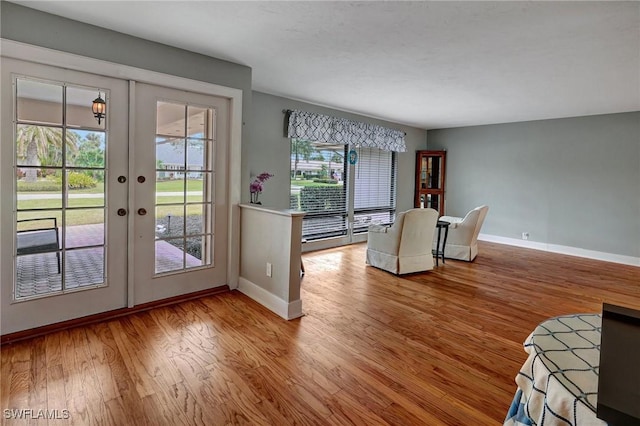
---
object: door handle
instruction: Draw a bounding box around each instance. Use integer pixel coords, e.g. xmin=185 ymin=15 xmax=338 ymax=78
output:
xmin=117 ymin=175 xmax=127 ymax=183
xmin=117 ymin=208 xmax=127 ymax=216
xmin=137 ymin=176 xmax=146 ymax=183
xmin=137 ymin=208 xmax=147 ymax=216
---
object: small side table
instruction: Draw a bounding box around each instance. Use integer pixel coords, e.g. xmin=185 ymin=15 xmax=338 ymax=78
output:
xmin=433 ymin=220 xmax=450 ymax=266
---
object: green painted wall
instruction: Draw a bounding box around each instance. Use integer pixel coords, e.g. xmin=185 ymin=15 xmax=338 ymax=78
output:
xmin=428 ymin=112 xmax=640 ymax=258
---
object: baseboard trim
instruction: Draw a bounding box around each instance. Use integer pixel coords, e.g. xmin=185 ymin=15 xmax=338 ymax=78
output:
xmin=237 ymin=277 xmax=304 ymax=320
xmin=1 ymin=286 xmax=230 ymax=345
xmin=479 ymin=234 xmax=640 ymax=267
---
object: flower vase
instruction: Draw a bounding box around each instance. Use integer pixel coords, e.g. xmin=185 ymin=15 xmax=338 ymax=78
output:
xmin=250 ymin=193 xmax=262 ymax=205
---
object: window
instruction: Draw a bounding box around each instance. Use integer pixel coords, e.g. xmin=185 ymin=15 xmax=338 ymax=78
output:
xmin=352 ymin=147 xmax=396 ymax=233
xmin=290 ymin=139 xmax=396 ymax=241
xmin=290 ymin=140 xmax=348 ymax=240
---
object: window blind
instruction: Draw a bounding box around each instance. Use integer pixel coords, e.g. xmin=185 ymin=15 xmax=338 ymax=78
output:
xmin=352 ymin=147 xmax=396 ymax=233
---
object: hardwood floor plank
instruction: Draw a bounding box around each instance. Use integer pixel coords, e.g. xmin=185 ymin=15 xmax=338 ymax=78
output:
xmin=323 ymin=389 xmax=392 ymax=426
xmin=2 ymin=241 xmax=638 ymax=425
xmin=107 ymin=318 xmax=167 ymax=399
xmin=26 ymin=337 xmax=47 ymax=425
xmin=102 ymin=396 xmax=129 ymax=426
xmin=140 ymin=392 xmax=189 ymax=426
xmin=83 ymin=323 xmax=123 ymax=404
xmin=44 ymin=365 xmax=69 ymax=426
xmin=2 ymin=344 xmax=34 ymax=424
xmin=58 ymin=330 xmax=91 ymax=425
xmin=381 ymin=401 xmax=446 ymax=426
xmin=0 ymin=345 xmax=12 ymax=411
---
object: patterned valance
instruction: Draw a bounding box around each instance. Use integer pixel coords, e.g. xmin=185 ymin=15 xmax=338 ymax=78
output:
xmin=286 ymin=109 xmax=406 ymax=152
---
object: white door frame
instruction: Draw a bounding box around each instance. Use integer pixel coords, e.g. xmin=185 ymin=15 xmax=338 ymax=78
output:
xmin=0 ymin=39 xmax=243 ymax=310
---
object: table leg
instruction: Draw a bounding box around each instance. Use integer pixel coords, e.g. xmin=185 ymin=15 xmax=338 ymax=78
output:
xmin=441 ymin=226 xmax=449 ymax=264
xmin=435 ymin=227 xmax=441 ymax=267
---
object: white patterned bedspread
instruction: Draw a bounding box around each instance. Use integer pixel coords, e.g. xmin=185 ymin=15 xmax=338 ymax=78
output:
xmin=504 ymin=314 xmax=607 ymax=426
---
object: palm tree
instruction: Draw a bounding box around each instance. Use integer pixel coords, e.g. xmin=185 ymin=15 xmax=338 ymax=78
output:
xmin=291 ymin=138 xmax=315 ymax=179
xmin=16 ymin=125 xmax=78 ymax=182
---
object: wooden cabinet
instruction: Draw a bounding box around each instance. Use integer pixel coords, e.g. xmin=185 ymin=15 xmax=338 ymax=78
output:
xmin=414 ymin=150 xmax=446 ymax=216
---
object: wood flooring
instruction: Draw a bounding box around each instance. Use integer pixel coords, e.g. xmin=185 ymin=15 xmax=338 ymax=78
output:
xmin=1 ymin=241 xmax=639 ymax=425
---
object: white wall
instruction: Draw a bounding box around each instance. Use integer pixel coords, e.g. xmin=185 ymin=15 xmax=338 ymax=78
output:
xmin=238 ymin=204 xmax=304 ymax=320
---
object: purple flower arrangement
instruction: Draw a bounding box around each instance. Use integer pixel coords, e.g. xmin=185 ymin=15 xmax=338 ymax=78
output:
xmin=250 ymin=172 xmax=273 ymax=204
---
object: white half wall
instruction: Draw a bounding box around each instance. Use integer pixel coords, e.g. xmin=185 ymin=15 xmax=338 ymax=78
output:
xmin=238 ymin=204 xmax=305 ymax=320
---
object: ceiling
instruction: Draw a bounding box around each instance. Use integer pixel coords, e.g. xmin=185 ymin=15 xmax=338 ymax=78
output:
xmin=12 ymin=1 xmax=640 ymax=129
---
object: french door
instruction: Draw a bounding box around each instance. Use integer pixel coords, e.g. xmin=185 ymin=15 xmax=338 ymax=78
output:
xmin=0 ymin=60 xmax=230 ymax=334
xmin=132 ymin=83 xmax=229 ymax=304
xmin=0 ymin=59 xmax=129 ymax=333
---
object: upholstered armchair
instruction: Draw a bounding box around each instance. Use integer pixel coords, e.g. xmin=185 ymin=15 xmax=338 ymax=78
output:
xmin=366 ymin=208 xmax=439 ymax=274
xmin=437 ymin=205 xmax=489 ymax=261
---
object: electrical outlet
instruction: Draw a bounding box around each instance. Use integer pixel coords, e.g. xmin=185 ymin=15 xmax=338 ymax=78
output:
xmin=266 ymin=262 xmax=272 ymax=277
xmin=522 ymin=232 xmax=530 ymax=240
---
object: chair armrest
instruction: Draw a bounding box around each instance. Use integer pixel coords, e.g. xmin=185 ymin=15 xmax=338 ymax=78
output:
xmin=368 ymin=224 xmax=389 ymax=233
xmin=439 ymin=216 xmax=461 ymax=229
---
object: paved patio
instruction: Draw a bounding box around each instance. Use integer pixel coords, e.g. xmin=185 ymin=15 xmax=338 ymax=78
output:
xmin=15 ymin=224 xmax=202 ymax=299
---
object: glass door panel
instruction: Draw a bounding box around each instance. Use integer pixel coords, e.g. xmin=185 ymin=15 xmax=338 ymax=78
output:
xmin=420 ymin=157 xmax=443 ymax=190
xmin=16 ymin=212 xmax=62 ymax=298
xmin=16 ymin=79 xmax=62 ymax=125
xmin=428 ymin=157 xmax=442 ymax=189
xmin=420 ymin=193 xmax=441 ymax=211
xmin=420 ymin=157 xmax=428 ymax=189
xmin=14 ymin=78 xmax=110 ymax=299
xmin=66 ymin=86 xmax=106 ymax=130
xmin=414 ymin=150 xmax=446 ymax=216
xmin=154 ymin=102 xmax=215 ymax=274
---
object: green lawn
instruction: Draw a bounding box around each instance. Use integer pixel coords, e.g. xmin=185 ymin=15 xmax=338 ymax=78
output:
xmin=18 ymin=202 xmax=207 ymax=229
xmin=17 ymin=179 xmax=204 ymax=194
xmin=17 ymin=196 xmax=204 ymax=211
xmin=16 ymin=179 xmax=207 ymax=227
xmin=156 ymin=179 xmax=203 ymax=192
xmin=18 ymin=209 xmax=104 ymax=229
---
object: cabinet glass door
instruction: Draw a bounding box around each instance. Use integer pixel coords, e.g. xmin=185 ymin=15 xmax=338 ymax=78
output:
xmin=419 ymin=193 xmax=440 ymax=211
xmin=420 ymin=156 xmax=442 ymax=190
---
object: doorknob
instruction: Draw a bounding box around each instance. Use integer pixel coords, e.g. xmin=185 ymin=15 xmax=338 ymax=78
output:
xmin=137 ymin=176 xmax=146 ymax=183
xmin=117 ymin=208 xmax=127 ymax=216
xmin=137 ymin=208 xmax=147 ymax=216
xmin=117 ymin=176 xmax=127 ymax=183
